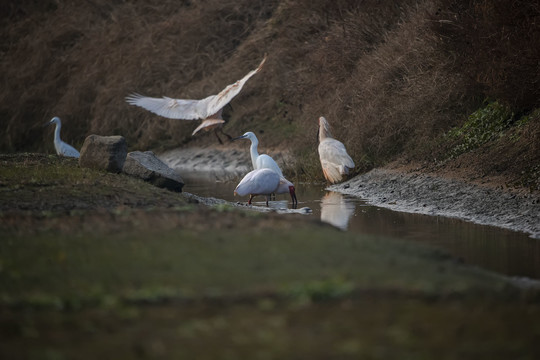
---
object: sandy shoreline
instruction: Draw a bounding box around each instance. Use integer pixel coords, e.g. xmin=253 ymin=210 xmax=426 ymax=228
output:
xmin=159 ymin=147 xmax=540 ymax=238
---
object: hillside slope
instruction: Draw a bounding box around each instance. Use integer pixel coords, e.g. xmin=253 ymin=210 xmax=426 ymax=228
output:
xmin=1 ymin=0 xmax=539 ymax=188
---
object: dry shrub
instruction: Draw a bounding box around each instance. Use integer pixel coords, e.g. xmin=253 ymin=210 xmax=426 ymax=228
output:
xmin=252 ymin=0 xmax=479 ymax=172
xmin=1 ymin=0 xmax=277 ymax=152
xmin=432 ymin=0 xmax=540 ymax=110
xmin=1 ymin=0 xmax=538 ymax=182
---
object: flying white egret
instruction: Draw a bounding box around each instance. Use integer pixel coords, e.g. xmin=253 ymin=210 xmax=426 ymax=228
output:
xmin=232 ymin=131 xmax=283 ymax=176
xmin=45 ymin=117 xmax=80 ymax=158
xmin=234 ymin=168 xmax=297 ymax=207
xmin=317 ymin=116 xmax=355 ymax=184
xmin=126 ymin=55 xmax=267 ymax=144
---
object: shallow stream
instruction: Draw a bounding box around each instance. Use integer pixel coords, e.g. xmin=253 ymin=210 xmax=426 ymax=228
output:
xmin=182 ymin=172 xmax=540 ymax=280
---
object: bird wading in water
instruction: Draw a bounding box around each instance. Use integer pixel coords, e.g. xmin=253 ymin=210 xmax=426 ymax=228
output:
xmin=234 ymin=131 xmax=299 ymax=205
xmin=234 ymin=168 xmax=297 ymax=208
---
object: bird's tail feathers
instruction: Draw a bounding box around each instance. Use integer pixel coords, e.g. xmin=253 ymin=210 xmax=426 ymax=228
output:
xmin=322 ymin=165 xmax=343 ymax=184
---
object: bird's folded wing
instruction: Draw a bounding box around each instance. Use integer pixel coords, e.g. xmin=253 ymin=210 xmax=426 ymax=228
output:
xmin=205 ymin=55 xmax=267 ymax=116
xmin=60 ymin=142 xmax=80 ymax=158
xmin=320 ymin=160 xmax=343 ymax=183
xmin=319 ymin=140 xmax=355 ymax=168
xmin=126 ymin=94 xmax=206 ymax=120
xmin=235 ymin=168 xmax=279 ymax=196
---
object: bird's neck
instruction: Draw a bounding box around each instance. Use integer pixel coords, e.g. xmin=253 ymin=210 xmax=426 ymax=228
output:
xmin=319 ymin=125 xmax=329 ymax=142
xmin=54 ymin=122 xmax=62 ymax=143
xmin=250 ymin=138 xmax=259 ymax=169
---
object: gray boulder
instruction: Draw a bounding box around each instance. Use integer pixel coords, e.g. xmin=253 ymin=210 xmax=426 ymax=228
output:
xmin=123 ymin=151 xmax=184 ymax=192
xmin=79 ymin=135 xmax=127 ymax=173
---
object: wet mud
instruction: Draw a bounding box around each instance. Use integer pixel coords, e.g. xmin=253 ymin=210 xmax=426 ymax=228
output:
xmin=160 ymin=147 xmax=540 ymax=239
xmin=331 ymin=168 xmax=540 ymax=239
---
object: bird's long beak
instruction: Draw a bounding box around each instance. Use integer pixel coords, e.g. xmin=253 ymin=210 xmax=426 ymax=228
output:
xmin=43 ymin=121 xmax=52 ymax=128
xmin=232 ymin=134 xmax=247 ymax=141
xmin=289 ymin=186 xmax=298 ymax=209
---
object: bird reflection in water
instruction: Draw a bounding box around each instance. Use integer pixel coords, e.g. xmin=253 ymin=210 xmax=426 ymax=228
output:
xmin=320 ymin=191 xmax=355 ymax=230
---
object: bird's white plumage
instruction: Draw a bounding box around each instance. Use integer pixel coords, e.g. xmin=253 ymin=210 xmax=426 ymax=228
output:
xmin=126 ymin=56 xmax=266 ymax=125
xmin=125 ymin=95 xmax=205 ymax=120
xmin=47 ymin=117 xmax=80 ymax=158
xmin=234 ymin=168 xmax=280 ymax=197
xmin=275 ymin=176 xmax=294 ymax=195
xmin=320 ymin=191 xmax=355 ymax=230
xmin=256 ymin=154 xmax=283 ymax=177
xmin=318 ymin=139 xmax=354 ymax=181
xmin=234 ymin=168 xmax=297 ymax=207
xmin=233 ymin=131 xmax=284 ymax=177
xmin=317 ymin=116 xmax=354 ymax=184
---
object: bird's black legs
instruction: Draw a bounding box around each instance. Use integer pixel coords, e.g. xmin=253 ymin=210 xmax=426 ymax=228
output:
xmin=220 ymin=128 xmax=233 ymax=141
xmin=214 ymin=128 xmax=233 ymax=145
xmin=214 ymin=130 xmax=224 ymax=145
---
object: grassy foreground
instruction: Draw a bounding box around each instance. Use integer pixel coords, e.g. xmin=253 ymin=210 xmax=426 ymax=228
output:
xmin=1 ymin=154 xmax=540 ymax=359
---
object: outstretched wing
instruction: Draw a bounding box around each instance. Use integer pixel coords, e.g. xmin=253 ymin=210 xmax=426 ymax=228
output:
xmin=126 ymin=94 xmax=208 ymax=120
xmin=205 ymin=55 xmax=267 ymax=117
xmin=126 ymin=55 xmax=266 ymax=121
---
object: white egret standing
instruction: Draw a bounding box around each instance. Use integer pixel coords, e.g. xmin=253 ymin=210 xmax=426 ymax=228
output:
xmin=234 ymin=168 xmax=297 ymax=207
xmin=45 ymin=117 xmax=80 ymax=158
xmin=126 ymin=55 xmax=267 ymax=144
xmin=232 ymin=131 xmax=283 ymax=177
xmin=317 ymin=116 xmax=355 ymax=184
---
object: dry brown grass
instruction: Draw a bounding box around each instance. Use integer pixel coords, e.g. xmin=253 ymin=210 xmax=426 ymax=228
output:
xmin=1 ymin=0 xmax=538 ymax=182
xmin=1 ymin=0 xmax=276 ymax=151
xmin=432 ymin=0 xmax=540 ymax=110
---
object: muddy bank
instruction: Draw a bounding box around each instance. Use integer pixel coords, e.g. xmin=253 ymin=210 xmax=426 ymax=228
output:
xmin=159 ymin=146 xmax=251 ymax=181
xmin=331 ymin=168 xmax=540 ymax=239
xmin=159 ymin=147 xmax=540 ymax=239
xmin=182 ymin=192 xmax=313 ymax=215
xmin=159 ymin=145 xmax=291 ymax=182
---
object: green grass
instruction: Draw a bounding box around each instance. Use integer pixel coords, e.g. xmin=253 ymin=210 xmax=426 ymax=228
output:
xmin=3 ymin=218 xmax=538 ymax=359
xmin=445 ymin=101 xmax=514 ymax=159
xmin=2 ymin=153 xmax=540 ymax=359
xmin=2 ymin=296 xmax=540 ymax=359
xmin=0 ymin=153 xmax=189 ymax=214
xmin=0 ymin=223 xmax=515 ymax=310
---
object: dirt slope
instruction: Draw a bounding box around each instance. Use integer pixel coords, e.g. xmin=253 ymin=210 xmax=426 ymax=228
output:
xmin=1 ymin=0 xmax=539 ymax=188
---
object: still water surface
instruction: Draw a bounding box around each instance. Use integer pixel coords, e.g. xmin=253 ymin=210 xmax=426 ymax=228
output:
xmin=183 ymin=173 xmax=540 ymax=280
